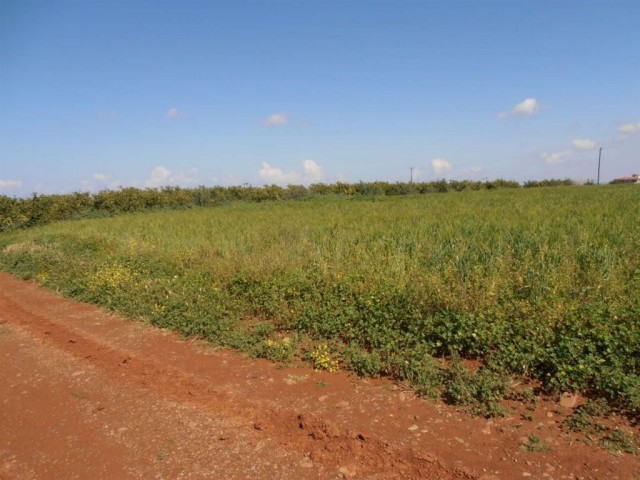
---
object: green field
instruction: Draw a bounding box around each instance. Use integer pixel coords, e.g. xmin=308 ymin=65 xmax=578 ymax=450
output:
xmin=1 ymin=185 xmax=639 ymax=415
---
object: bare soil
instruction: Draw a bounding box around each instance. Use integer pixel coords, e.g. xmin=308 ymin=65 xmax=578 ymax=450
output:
xmin=0 ymin=272 xmax=638 ymax=479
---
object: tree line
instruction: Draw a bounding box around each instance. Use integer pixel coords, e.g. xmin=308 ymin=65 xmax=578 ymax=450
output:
xmin=0 ymin=178 xmax=578 ymax=232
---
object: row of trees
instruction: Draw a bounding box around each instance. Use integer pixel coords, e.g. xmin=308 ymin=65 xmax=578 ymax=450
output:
xmin=0 ymin=178 xmax=576 ymax=232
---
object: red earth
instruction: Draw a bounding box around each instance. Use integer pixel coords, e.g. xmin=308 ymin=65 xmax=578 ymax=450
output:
xmin=0 ymin=272 xmax=638 ymax=479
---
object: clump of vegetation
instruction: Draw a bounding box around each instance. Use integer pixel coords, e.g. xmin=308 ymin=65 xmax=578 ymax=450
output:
xmin=1 ymin=185 xmax=638 ymax=417
xmin=563 ymin=399 xmax=639 ymax=454
xmin=254 ymin=337 xmax=297 ymax=364
xmin=521 ymin=434 xmax=553 ymax=452
xmin=307 ymin=344 xmax=340 ymax=372
xmin=563 ymin=399 xmax=610 ymax=433
xmin=600 ymin=429 xmax=638 ymax=454
xmin=443 ymin=358 xmax=510 ymax=417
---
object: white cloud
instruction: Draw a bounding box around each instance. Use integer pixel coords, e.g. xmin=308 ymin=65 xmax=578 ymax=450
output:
xmin=145 ymin=166 xmax=198 ymax=187
xmin=0 ymin=179 xmax=22 ymax=190
xmin=301 ymin=159 xmax=324 ymax=182
xmin=618 ymin=122 xmax=640 ymax=135
xmin=264 ymin=113 xmax=287 ymax=127
xmin=499 ymin=97 xmax=541 ymax=119
xmin=470 ymin=166 xmax=484 ymax=174
xmin=572 ymin=138 xmax=598 ymax=150
xmin=165 ymin=107 xmax=185 ymax=119
xmin=93 ymin=173 xmax=111 ymax=181
xmin=259 ymin=163 xmax=300 ymax=184
xmin=541 ymin=149 xmax=573 ymax=164
xmin=431 ymin=158 xmax=452 ymax=175
xmin=258 ymin=159 xmax=325 ymax=184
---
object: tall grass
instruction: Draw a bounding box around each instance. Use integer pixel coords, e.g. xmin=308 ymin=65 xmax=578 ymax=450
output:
xmin=1 ymin=185 xmax=638 ymax=413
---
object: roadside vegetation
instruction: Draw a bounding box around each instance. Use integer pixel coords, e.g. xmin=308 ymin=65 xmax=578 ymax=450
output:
xmin=0 ymin=184 xmax=638 ymax=426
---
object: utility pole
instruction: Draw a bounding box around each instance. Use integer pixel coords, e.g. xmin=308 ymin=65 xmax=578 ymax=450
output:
xmin=597 ymin=147 xmax=602 ymax=185
xmin=410 ymin=167 xmax=414 ymax=184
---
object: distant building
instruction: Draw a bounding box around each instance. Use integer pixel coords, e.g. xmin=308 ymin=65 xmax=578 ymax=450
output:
xmin=610 ymin=173 xmax=640 ymax=184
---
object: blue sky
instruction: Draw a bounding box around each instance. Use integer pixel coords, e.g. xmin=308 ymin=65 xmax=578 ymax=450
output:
xmin=1 ymin=0 xmax=638 ymax=196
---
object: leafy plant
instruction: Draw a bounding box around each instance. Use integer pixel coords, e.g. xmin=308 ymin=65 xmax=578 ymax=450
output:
xmin=521 ymin=434 xmax=552 ymax=452
xmin=600 ymin=429 xmax=638 ymax=454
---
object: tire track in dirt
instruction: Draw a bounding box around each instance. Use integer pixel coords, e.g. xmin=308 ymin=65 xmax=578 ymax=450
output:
xmin=1 ymin=272 xmax=638 ymax=479
xmin=0 ymin=273 xmax=461 ymax=480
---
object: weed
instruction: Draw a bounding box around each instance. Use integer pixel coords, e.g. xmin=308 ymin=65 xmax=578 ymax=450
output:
xmin=253 ymin=337 xmax=296 ymax=364
xmin=600 ymin=429 xmax=638 ymax=454
xmin=521 ymin=434 xmax=552 ymax=452
xmin=563 ymin=399 xmax=609 ymax=433
xmin=307 ymin=344 xmax=339 ymax=372
xmin=444 ymin=359 xmax=509 ymax=417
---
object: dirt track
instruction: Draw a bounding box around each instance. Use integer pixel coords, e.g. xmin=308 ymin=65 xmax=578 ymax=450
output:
xmin=0 ymin=272 xmax=638 ymax=479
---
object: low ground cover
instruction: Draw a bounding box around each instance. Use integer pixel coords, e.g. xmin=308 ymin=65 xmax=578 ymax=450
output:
xmin=1 ymin=185 xmax=638 ymax=421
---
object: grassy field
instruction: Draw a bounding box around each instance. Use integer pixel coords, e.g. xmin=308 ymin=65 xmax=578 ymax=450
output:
xmin=1 ymin=185 xmax=638 ymax=416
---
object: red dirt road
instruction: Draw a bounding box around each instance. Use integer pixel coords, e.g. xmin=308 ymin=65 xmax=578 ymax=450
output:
xmin=0 ymin=272 xmax=638 ymax=479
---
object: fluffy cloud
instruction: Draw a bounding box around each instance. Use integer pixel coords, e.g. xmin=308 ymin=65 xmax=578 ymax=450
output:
xmin=258 ymin=159 xmax=325 ymax=184
xmin=258 ymin=163 xmax=300 ymax=184
xmin=0 ymin=179 xmax=22 ymax=190
xmin=146 ymin=166 xmax=198 ymax=187
xmin=264 ymin=113 xmax=288 ymax=127
xmin=499 ymin=98 xmax=541 ymax=119
xmin=572 ymin=138 xmax=598 ymax=150
xmin=301 ymin=159 xmax=324 ymax=182
xmin=93 ymin=173 xmax=111 ymax=181
xmin=618 ymin=122 xmax=640 ymax=135
xmin=541 ymin=149 xmax=573 ymax=164
xmin=165 ymin=107 xmax=185 ymax=119
xmin=431 ymin=158 xmax=452 ymax=175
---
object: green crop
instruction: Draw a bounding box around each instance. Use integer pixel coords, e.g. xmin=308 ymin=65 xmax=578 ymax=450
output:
xmin=1 ymin=185 xmax=638 ymax=416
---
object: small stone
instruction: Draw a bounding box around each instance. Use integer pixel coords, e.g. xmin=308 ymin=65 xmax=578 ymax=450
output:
xmin=299 ymin=459 xmax=314 ymax=468
xmin=546 ymin=412 xmax=554 ymax=418
xmin=339 ymin=466 xmax=357 ymax=477
xmin=318 ymin=395 xmax=328 ymax=402
xmin=522 ymin=473 xmax=532 ymax=477
xmin=408 ymin=425 xmax=419 ymax=431
xmin=559 ymin=393 xmax=581 ymax=408
xmin=335 ymin=401 xmax=350 ymax=408
xmin=71 ymin=370 xmax=85 ymax=377
xmin=398 ymin=392 xmax=406 ymax=402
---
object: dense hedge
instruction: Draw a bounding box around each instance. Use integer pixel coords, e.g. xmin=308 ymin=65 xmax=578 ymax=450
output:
xmin=0 ymin=178 xmax=579 ymax=233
